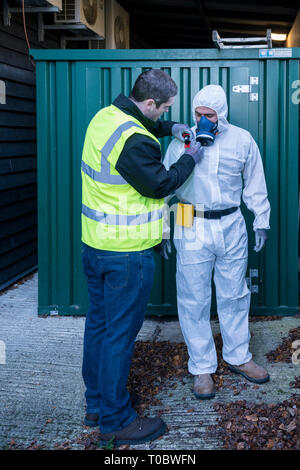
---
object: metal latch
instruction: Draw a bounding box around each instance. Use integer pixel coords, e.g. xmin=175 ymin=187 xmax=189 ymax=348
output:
xmin=232 ymin=85 xmax=250 ymax=93
xmin=232 ymin=77 xmax=259 ymax=102
xmin=246 ymin=268 xmax=259 ymax=293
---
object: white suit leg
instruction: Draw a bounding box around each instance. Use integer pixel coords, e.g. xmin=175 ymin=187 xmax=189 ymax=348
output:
xmin=176 ymin=257 xmax=218 ymax=375
xmin=213 ymin=256 xmax=252 ymax=366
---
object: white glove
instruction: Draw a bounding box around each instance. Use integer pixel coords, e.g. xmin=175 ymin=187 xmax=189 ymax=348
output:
xmin=254 ymin=229 xmax=268 ymax=252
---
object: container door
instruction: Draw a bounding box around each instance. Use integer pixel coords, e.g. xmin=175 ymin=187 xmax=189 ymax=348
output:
xmin=229 ymin=64 xmax=262 ymax=311
xmin=159 ymin=63 xmax=262 ymax=315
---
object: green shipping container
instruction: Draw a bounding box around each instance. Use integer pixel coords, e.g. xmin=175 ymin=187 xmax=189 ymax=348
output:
xmin=30 ymin=48 xmax=299 ymax=317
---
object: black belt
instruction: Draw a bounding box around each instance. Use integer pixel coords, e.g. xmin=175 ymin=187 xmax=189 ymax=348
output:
xmin=194 ymin=206 xmax=238 ymax=219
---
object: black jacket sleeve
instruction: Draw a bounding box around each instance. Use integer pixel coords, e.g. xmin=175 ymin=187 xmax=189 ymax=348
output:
xmin=115 ymin=134 xmax=195 ymax=199
xmin=149 ymin=120 xmax=177 ymax=139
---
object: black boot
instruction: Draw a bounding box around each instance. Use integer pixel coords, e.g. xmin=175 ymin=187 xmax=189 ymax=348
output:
xmin=84 ymin=391 xmax=140 ymax=427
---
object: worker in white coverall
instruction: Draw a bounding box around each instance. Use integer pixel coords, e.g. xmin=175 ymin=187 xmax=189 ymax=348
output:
xmin=160 ymin=85 xmax=271 ymax=399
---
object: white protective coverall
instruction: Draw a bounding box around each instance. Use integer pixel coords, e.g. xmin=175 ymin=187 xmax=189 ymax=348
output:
xmin=163 ymin=85 xmax=271 ymax=375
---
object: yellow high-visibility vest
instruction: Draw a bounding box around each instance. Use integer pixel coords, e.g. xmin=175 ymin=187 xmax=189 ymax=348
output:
xmin=81 ymin=104 xmax=164 ymax=251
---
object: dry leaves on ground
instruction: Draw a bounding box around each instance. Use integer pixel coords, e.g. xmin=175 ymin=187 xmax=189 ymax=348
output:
xmin=206 ymin=395 xmax=300 ymax=450
xmin=290 ymin=376 xmax=300 ymax=389
xmin=128 ymin=340 xmax=189 ymax=412
xmin=266 ymin=327 xmax=300 ymax=363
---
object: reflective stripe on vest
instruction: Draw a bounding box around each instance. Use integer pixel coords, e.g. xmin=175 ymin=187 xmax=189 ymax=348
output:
xmin=82 ymin=203 xmax=162 ymax=225
xmin=82 ymin=121 xmax=144 ymax=185
xmin=81 ymin=160 xmax=127 ymax=185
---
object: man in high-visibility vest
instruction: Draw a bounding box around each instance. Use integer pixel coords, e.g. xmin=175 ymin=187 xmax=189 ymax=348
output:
xmin=81 ymin=69 xmax=203 ymax=446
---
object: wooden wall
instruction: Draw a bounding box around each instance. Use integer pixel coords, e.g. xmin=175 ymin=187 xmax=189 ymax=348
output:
xmin=0 ymin=10 xmax=60 ymax=290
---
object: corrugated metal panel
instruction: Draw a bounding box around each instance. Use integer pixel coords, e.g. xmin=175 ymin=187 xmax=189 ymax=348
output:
xmin=0 ymin=12 xmax=61 ymax=290
xmin=30 ymin=49 xmax=300 ymax=316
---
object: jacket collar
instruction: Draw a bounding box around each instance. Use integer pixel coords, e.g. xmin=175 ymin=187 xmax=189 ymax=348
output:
xmin=112 ymin=93 xmax=160 ymax=134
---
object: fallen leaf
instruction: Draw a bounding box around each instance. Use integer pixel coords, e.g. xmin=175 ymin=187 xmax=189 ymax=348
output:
xmin=288 ymin=407 xmax=296 ymax=417
xmin=172 ymin=355 xmax=182 ymax=367
xmin=286 ymin=420 xmax=297 ymax=433
xmin=245 ymin=415 xmax=258 ymax=422
xmin=236 ymin=442 xmax=245 ymax=450
xmin=266 ymin=439 xmax=275 ymax=449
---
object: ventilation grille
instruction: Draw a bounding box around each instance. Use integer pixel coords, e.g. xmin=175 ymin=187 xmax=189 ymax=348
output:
xmin=56 ymin=0 xmax=76 ymax=22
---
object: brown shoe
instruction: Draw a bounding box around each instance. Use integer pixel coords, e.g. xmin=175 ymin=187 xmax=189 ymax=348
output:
xmin=193 ymin=374 xmax=216 ymax=399
xmin=99 ymin=416 xmax=166 ymax=446
xmin=228 ymin=359 xmax=270 ymax=384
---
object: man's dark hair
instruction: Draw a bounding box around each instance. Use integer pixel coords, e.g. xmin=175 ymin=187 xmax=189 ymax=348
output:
xmin=129 ymin=69 xmax=178 ymax=108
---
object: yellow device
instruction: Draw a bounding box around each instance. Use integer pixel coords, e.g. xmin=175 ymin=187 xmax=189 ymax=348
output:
xmin=176 ymin=203 xmax=194 ymax=227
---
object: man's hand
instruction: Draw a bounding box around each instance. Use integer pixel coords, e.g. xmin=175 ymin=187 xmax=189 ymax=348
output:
xmin=254 ymin=229 xmax=268 ymax=252
xmin=172 ymin=124 xmax=193 ymax=142
xmin=184 ymin=137 xmax=203 ymax=164
xmin=153 ymin=239 xmax=171 ymax=260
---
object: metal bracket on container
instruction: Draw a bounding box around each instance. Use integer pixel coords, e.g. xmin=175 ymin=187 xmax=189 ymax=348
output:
xmin=232 ymin=85 xmax=250 ymax=93
xmin=249 ymin=269 xmax=258 ymax=278
xmin=246 ymin=269 xmax=259 ymax=293
xmin=49 ymin=309 xmax=59 ymax=316
xmin=232 ymin=77 xmax=259 ymax=102
xmin=213 ymin=29 xmax=272 ymax=49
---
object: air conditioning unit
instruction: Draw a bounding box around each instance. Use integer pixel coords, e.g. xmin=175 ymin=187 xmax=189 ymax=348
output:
xmin=21 ymin=0 xmax=62 ymax=7
xmin=55 ymin=0 xmax=105 ymax=37
xmin=105 ymin=0 xmax=129 ymax=49
xmin=47 ymin=0 xmax=62 ymax=9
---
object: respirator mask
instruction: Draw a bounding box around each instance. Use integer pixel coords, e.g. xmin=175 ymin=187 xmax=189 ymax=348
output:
xmin=196 ymin=116 xmax=218 ymax=146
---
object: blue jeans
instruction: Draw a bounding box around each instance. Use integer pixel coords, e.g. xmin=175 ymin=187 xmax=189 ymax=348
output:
xmin=81 ymin=242 xmax=155 ymax=433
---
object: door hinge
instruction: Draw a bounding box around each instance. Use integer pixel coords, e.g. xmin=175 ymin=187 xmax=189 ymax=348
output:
xmin=246 ymin=268 xmax=259 ymax=293
xmin=232 ymin=76 xmax=259 ymax=101
xmin=250 ymin=93 xmax=258 ymax=102
xmin=250 ymin=76 xmax=259 ymax=85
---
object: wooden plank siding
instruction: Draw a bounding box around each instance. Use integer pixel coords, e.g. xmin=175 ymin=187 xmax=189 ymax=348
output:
xmin=0 ymin=11 xmax=60 ymax=290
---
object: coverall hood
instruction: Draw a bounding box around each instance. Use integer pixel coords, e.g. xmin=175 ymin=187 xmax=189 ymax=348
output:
xmin=192 ymin=85 xmax=229 ymax=134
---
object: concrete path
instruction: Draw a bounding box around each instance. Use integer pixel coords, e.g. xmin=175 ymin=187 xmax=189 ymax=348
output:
xmin=0 ymin=272 xmax=299 ymax=450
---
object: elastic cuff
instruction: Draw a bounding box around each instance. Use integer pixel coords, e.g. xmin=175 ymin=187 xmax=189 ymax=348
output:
xmin=189 ymin=366 xmax=217 ymax=375
xmin=224 ymin=352 xmax=252 ymax=367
